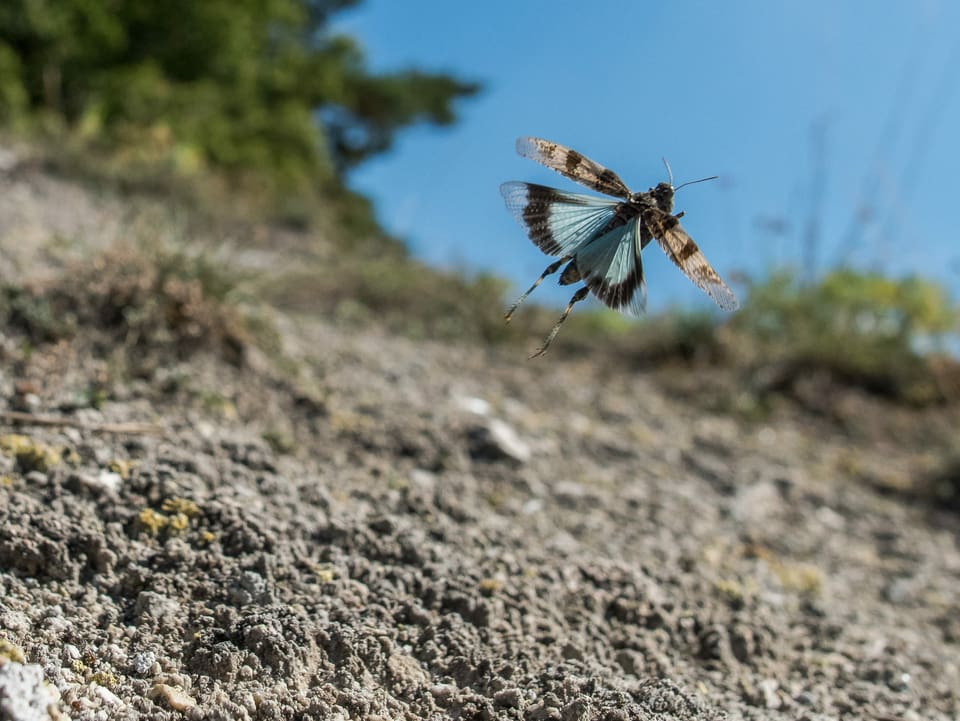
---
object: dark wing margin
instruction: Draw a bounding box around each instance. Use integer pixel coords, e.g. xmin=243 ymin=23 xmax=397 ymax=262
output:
xmin=645 ymin=208 xmax=739 ymax=311
xmin=516 ymin=137 xmax=632 ymax=199
xmin=500 ymin=181 xmax=620 ymax=257
xmin=574 ymin=218 xmax=647 ymax=316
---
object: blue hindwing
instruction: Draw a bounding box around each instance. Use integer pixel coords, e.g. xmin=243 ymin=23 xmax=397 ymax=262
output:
xmin=573 ymin=218 xmax=647 ymax=316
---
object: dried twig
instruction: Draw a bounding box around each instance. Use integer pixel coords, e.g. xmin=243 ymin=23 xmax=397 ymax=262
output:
xmin=0 ymin=410 xmax=164 ymax=435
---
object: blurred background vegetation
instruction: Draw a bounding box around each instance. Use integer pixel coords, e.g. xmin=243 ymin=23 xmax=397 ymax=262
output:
xmin=0 ymin=0 xmax=958 ymax=411
xmin=0 ymin=0 xmax=478 ymax=226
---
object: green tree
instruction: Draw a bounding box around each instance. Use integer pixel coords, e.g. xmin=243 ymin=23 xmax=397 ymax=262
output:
xmin=0 ymin=0 xmax=478 ymax=188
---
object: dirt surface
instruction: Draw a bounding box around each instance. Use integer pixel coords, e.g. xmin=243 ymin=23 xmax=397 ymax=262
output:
xmin=1 ymin=149 xmax=959 ymax=720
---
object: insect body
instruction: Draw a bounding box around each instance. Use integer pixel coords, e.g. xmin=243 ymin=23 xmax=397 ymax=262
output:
xmin=500 ymin=137 xmax=738 ymax=357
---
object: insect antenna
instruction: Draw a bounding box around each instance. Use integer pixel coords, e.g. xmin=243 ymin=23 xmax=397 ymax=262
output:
xmin=674 ymin=175 xmax=719 ymax=191
xmin=662 ymin=157 xmax=674 ymax=186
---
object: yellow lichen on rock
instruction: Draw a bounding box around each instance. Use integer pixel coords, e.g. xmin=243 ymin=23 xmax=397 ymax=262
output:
xmin=0 ymin=638 xmax=27 ymax=665
xmin=0 ymin=434 xmax=61 ymax=472
xmin=161 ymin=497 xmax=200 ymax=517
xmin=137 ymin=498 xmax=202 ymax=536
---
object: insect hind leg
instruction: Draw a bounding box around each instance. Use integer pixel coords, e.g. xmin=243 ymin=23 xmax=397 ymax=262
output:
xmin=505 ymin=257 xmax=569 ymax=323
xmin=529 ymin=286 xmax=590 ymax=359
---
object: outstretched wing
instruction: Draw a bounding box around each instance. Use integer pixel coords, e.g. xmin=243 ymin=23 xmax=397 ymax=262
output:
xmin=500 ymin=181 xmax=620 ymax=257
xmin=644 ymin=208 xmax=739 ymax=311
xmin=574 ymin=218 xmax=646 ymax=316
xmin=516 ymin=137 xmax=632 ymax=199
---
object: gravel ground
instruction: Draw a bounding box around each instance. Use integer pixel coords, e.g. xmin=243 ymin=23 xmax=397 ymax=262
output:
xmin=1 ymin=148 xmax=958 ymax=721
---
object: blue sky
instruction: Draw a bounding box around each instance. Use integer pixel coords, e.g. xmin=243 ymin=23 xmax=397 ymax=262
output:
xmin=334 ymin=1 xmax=960 ymax=313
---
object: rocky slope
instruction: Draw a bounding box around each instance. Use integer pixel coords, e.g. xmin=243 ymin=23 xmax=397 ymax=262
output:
xmin=0 ymin=149 xmax=958 ymax=720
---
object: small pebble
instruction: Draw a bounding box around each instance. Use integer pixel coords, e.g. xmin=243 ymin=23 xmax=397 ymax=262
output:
xmin=494 ymin=688 xmax=524 ymax=708
xmin=95 ymin=684 xmax=123 ymax=706
xmin=130 ymin=651 xmax=156 ymax=676
xmin=150 ymin=683 xmax=197 ymax=711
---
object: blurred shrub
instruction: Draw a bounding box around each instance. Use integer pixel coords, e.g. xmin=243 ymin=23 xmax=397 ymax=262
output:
xmin=543 ymin=267 xmax=958 ymax=406
xmin=921 ymin=455 xmax=960 ymax=512
xmin=725 ymin=268 xmax=959 ymax=404
xmin=617 ymin=310 xmax=726 ymax=365
xmin=534 ymin=306 xmax=725 ymax=365
xmin=1 ymin=243 xmax=251 ymax=365
xmin=260 ymin=253 xmax=515 ymax=344
xmin=0 ymin=42 xmax=27 ymax=124
xmin=732 ymin=268 xmax=955 ymax=353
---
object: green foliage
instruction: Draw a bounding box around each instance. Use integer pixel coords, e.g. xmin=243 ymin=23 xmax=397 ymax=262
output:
xmin=727 ymin=268 xmax=959 ymax=403
xmin=0 ymin=42 xmax=27 ymax=123
xmin=734 ymin=268 xmax=955 ymax=350
xmin=0 ymin=0 xmax=477 ymax=202
xmin=322 ymin=59 xmax=480 ymax=170
xmin=546 ymin=267 xmax=957 ymax=406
